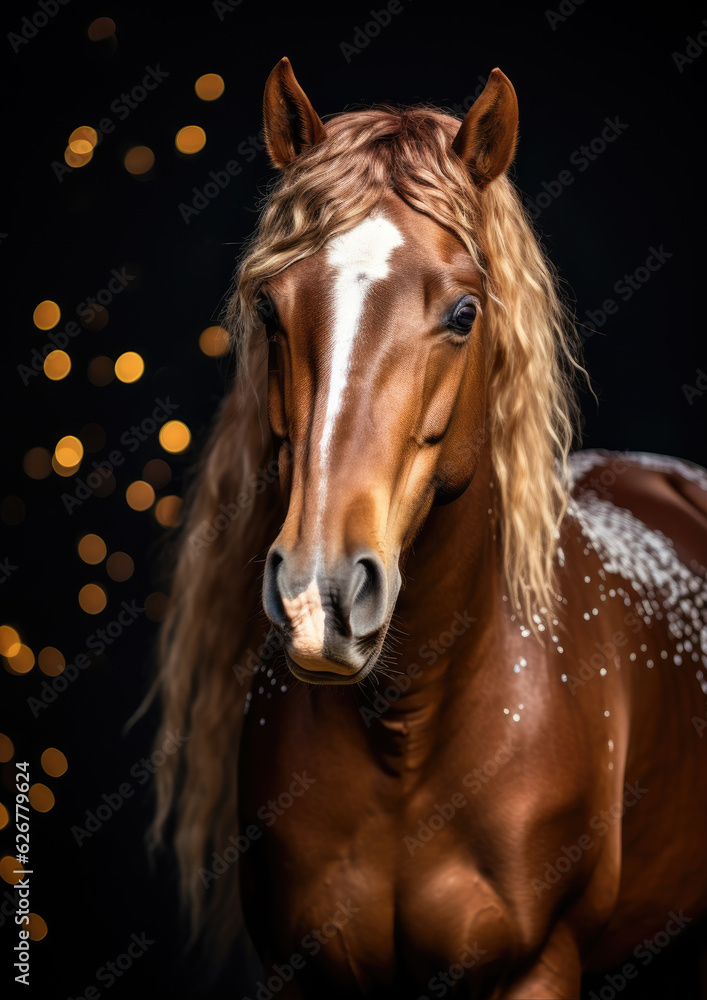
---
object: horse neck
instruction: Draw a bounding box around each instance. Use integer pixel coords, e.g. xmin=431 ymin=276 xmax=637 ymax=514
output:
xmin=396 ymin=436 xmax=500 ymax=656
xmin=352 ymin=439 xmax=501 ymax=734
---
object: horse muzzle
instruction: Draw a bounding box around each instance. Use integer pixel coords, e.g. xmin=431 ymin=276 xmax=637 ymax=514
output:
xmin=262 ymin=546 xmax=399 ymax=684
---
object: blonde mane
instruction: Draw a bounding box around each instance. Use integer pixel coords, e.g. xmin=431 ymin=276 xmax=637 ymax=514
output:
xmin=152 ymin=104 xmax=584 ymax=958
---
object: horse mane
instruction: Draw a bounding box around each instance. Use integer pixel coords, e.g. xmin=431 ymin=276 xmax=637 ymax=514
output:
xmin=151 ymin=103 xmax=584 ymax=959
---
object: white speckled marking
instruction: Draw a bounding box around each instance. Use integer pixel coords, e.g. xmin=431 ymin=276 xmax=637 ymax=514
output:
xmin=568 ymin=451 xmax=707 ymax=693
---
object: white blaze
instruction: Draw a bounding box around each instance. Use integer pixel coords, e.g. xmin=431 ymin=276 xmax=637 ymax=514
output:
xmin=280 ymin=212 xmax=404 ymax=658
xmin=315 ymin=212 xmax=404 ymax=566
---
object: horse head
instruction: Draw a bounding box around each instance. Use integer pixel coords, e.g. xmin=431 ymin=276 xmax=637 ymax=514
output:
xmin=256 ymin=57 xmax=519 ymax=684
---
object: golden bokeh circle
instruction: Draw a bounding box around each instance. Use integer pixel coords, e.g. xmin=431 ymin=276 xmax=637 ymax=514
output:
xmin=195 ymin=73 xmax=225 ymax=101
xmin=0 ymin=731 xmax=14 ymax=762
xmin=159 ymin=420 xmax=191 ymax=454
xmin=78 ymin=583 xmax=107 ymax=615
xmin=29 ymin=783 xmax=55 ymax=813
xmin=124 ymin=146 xmax=155 ymax=176
xmin=199 ymin=325 xmax=230 ymax=357
xmin=0 ymin=626 xmax=21 ymax=658
xmin=44 ymin=350 xmax=71 ymax=380
xmin=125 ymin=480 xmax=155 ymax=511
xmin=38 ymin=647 xmax=65 ymax=677
xmin=175 ymin=125 xmax=206 ymax=154
xmin=41 ymin=748 xmax=68 ymax=778
xmin=78 ymin=534 xmax=107 ymax=565
xmin=114 ymin=351 xmax=145 ymax=383
xmin=33 ymin=300 xmax=61 ymax=331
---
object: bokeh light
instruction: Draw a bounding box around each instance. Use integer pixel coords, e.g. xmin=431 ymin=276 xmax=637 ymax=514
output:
xmin=155 ymin=495 xmax=182 ymax=528
xmin=5 ymin=645 xmax=35 ymax=674
xmin=64 ymin=145 xmax=93 ymax=169
xmin=78 ymin=583 xmax=107 ymax=615
xmin=175 ymin=125 xmax=206 ymax=154
xmin=159 ymin=420 xmax=191 ymax=454
xmin=124 ymin=146 xmax=155 ymax=176
xmin=88 ymin=16 xmax=116 ymax=40
xmin=0 ymin=805 xmax=8 ymax=831
xmin=88 ymin=356 xmax=114 ymax=386
xmin=78 ymin=533 xmax=107 ymax=564
xmin=44 ymin=350 xmax=71 ymax=380
xmin=23 ymin=447 xmax=51 ymax=480
xmin=29 ymin=783 xmax=55 ymax=813
xmin=27 ymin=913 xmax=48 ymax=941
xmin=0 ymin=732 xmax=14 ymax=762
xmin=199 ymin=325 xmax=229 ymax=357
xmin=81 ymin=305 xmax=109 ymax=331
xmin=142 ymin=458 xmax=171 ymax=488
xmin=54 ymin=435 xmax=84 ymax=468
xmin=0 ymin=627 xmax=21 ymax=657
xmin=0 ymin=496 xmax=25 ymax=525
xmin=80 ymin=423 xmax=106 ymax=452
xmin=33 ymin=300 xmax=60 ymax=331
xmin=125 ymin=480 xmax=155 ymax=511
xmin=38 ymin=647 xmax=65 ymax=677
xmin=195 ymin=73 xmax=225 ymax=101
xmin=0 ymin=856 xmax=23 ymax=884
xmin=145 ymin=592 xmax=168 ymax=621
xmin=51 ymin=453 xmax=80 ymax=477
xmin=106 ymin=552 xmax=134 ymax=581
xmin=68 ymin=126 xmax=98 ymax=155
xmin=114 ymin=351 xmax=144 ymax=383
xmin=41 ymin=748 xmax=68 ymax=778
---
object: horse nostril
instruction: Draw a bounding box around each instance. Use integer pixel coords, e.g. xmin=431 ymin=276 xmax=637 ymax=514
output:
xmin=349 ymin=553 xmax=387 ymax=638
xmin=263 ymin=548 xmax=287 ymax=629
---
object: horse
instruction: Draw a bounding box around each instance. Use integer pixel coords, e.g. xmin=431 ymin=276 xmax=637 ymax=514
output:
xmin=152 ymin=57 xmax=707 ymax=998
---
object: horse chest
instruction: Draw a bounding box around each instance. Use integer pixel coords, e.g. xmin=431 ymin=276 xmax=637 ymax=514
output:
xmin=239 ymin=703 xmax=517 ymax=989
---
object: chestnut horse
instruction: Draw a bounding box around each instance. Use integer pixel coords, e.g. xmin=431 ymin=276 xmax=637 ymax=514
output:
xmin=153 ymin=58 xmax=707 ymax=998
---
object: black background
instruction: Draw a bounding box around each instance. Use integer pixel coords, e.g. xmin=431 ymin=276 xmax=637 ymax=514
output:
xmin=2 ymin=0 xmax=706 ymax=997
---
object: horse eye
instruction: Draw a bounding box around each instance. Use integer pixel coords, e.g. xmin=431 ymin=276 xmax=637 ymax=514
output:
xmin=448 ymin=298 xmax=477 ymax=334
xmin=256 ymin=297 xmax=275 ymax=324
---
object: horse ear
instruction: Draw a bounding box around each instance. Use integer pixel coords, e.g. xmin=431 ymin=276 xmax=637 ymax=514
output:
xmin=263 ymin=56 xmax=327 ymax=170
xmin=451 ymin=68 xmax=519 ymax=189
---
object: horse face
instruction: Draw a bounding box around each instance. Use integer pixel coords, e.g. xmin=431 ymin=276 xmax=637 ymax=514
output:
xmin=261 ymin=194 xmax=488 ymax=684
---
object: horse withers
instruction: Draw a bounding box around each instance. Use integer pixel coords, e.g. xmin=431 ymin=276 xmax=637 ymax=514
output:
xmin=154 ymin=57 xmax=707 ymax=998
